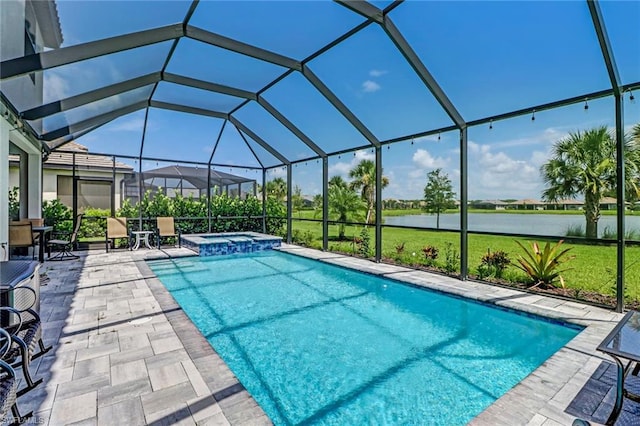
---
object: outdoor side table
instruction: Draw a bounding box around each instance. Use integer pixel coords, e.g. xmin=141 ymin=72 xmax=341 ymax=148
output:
xmin=596 ymin=310 xmax=640 ymax=425
xmin=131 ymin=231 xmax=154 ymax=250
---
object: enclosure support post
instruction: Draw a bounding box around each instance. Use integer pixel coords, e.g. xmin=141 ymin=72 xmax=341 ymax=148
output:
xmin=72 ymin=153 xmax=77 ymax=224
xmin=322 ymin=157 xmax=329 ymax=251
xmin=459 ymin=127 xmax=468 ymax=280
xmin=286 ymin=165 xmax=292 ymax=244
xmin=615 ymin=94 xmax=625 ymax=313
xmin=111 ymin=156 xmax=116 ymax=217
xmin=588 ymin=0 xmax=624 ymax=312
xmin=207 ymin=166 xmax=211 ymax=233
xmin=375 ymin=146 xmax=382 ymax=262
xmin=138 ymin=108 xmax=150 ymax=231
xmin=262 ymin=169 xmax=267 ymax=234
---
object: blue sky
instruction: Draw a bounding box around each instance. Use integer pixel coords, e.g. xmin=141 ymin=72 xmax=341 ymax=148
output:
xmin=25 ymin=1 xmax=640 ymax=200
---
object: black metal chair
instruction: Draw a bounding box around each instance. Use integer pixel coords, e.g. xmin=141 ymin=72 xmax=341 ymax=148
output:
xmin=0 ymin=328 xmax=31 ymax=425
xmin=0 ymin=286 xmax=51 ymax=397
xmin=47 ymin=214 xmax=83 ymax=261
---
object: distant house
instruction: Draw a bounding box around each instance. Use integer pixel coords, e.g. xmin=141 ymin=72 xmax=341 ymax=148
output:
xmin=9 ymin=142 xmax=134 ymax=212
xmin=545 ymin=199 xmax=584 ymax=211
xmin=470 ymin=200 xmax=510 ymax=210
xmin=509 ymin=199 xmax=545 ymax=210
xmin=599 ymin=197 xmax=618 ymax=210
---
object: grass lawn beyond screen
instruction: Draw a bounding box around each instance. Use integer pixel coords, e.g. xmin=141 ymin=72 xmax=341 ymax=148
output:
xmin=289 ymin=209 xmax=640 ymax=306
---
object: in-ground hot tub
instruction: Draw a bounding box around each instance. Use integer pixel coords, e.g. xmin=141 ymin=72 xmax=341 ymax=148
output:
xmin=181 ymin=232 xmax=282 ymax=257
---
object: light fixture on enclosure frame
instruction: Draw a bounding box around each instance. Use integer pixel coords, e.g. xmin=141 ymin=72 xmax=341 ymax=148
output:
xmin=489 ymin=119 xmax=493 ymax=130
xmin=531 ymin=109 xmax=536 ymax=121
xmin=630 ymin=89 xmax=636 ymax=103
xmin=584 ymin=98 xmax=589 ymax=111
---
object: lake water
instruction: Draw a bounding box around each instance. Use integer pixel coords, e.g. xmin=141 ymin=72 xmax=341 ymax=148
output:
xmin=383 ymin=213 xmax=640 ymax=237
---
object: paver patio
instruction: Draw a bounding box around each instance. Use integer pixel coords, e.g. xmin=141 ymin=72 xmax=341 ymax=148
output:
xmin=6 ymin=244 xmax=636 ymax=425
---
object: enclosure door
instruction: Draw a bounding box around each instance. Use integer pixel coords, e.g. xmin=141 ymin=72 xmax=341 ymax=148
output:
xmin=73 ymin=177 xmax=114 ymax=217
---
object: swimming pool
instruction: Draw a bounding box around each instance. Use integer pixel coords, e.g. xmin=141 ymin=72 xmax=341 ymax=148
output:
xmin=148 ymin=251 xmax=581 ymax=425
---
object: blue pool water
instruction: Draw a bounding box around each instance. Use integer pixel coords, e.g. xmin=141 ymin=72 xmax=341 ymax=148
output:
xmin=148 ymin=251 xmax=581 ymax=425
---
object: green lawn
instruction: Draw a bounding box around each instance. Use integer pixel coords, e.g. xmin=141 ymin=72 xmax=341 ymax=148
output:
xmin=289 ymin=215 xmax=640 ymax=306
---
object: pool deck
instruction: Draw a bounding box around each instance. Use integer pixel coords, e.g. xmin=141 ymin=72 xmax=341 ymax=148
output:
xmin=9 ymin=243 xmax=635 ymax=425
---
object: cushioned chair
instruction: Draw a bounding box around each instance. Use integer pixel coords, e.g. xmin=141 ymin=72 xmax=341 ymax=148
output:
xmin=105 ymin=217 xmax=130 ymax=252
xmin=47 ymin=214 xmax=83 ymax=261
xmin=8 ymin=224 xmax=35 ymax=260
xmin=156 ymin=217 xmax=181 ymax=249
xmin=26 ymin=219 xmax=43 ymax=246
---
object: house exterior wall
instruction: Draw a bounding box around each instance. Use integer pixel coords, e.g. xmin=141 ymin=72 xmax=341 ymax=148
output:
xmin=0 ymin=1 xmax=46 ymax=132
xmin=9 ymin=165 xmax=129 ymax=211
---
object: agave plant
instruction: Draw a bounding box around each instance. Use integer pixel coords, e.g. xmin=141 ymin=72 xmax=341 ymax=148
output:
xmin=514 ymin=240 xmax=574 ymax=288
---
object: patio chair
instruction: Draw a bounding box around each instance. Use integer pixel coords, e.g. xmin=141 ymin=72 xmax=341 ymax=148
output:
xmin=0 ymin=286 xmax=51 ymax=397
xmin=8 ymin=224 xmax=35 ymax=260
xmin=105 ymin=217 xmax=130 ymax=252
xmin=0 ymin=328 xmax=32 ymax=425
xmin=156 ymin=217 xmax=181 ymax=249
xmin=47 ymin=214 xmax=83 ymax=261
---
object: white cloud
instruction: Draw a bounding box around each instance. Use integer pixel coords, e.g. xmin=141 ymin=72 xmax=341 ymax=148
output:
xmin=268 ymin=167 xmax=287 ymax=178
xmin=108 ymin=116 xmax=145 ymax=132
xmin=412 ymin=149 xmax=449 ymax=169
xmin=43 ymin=73 xmax=70 ymax=103
xmin=369 ymin=69 xmax=388 ymax=77
xmin=328 ymin=150 xmax=374 ymax=178
xmin=530 ymin=150 xmax=549 ymax=168
xmin=362 ymin=80 xmax=381 ymax=93
xmin=467 ymin=141 xmax=541 ymax=199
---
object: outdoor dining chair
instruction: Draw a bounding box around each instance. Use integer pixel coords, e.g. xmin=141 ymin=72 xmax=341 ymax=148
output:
xmin=105 ymin=217 xmax=131 ymax=252
xmin=47 ymin=214 xmax=83 ymax=261
xmin=156 ymin=217 xmax=181 ymax=249
xmin=8 ymin=223 xmax=35 ymax=260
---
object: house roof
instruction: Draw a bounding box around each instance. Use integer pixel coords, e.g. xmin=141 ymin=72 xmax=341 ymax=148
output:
xmin=10 ymin=141 xmax=133 ymax=172
xmin=32 ymin=0 xmax=63 ymax=48
xmin=123 ymin=164 xmax=255 ymax=190
xmin=510 ymin=199 xmax=544 ymax=205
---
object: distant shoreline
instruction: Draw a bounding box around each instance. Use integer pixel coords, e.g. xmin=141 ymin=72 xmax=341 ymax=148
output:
xmin=381 ymin=208 xmax=638 ymax=217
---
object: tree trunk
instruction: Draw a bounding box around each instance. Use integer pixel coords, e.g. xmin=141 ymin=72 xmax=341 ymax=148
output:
xmin=584 ymin=192 xmax=601 ymax=239
xmin=436 ymin=211 xmax=440 ymax=229
xmin=366 ymin=189 xmax=374 ymax=225
xmin=339 ymin=223 xmax=345 ymax=240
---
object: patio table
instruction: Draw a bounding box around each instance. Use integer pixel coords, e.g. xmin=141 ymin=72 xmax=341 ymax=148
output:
xmin=596 ymin=310 xmax=640 ymax=425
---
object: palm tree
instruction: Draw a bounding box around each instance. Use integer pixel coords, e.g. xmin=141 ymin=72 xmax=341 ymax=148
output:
xmin=329 ymin=175 xmax=348 ymax=189
xmin=264 ymin=177 xmax=287 ymax=202
xmin=541 ymin=125 xmax=640 ymax=238
xmin=348 ymin=159 xmax=389 ymax=224
xmin=328 ymin=178 xmax=365 ymax=240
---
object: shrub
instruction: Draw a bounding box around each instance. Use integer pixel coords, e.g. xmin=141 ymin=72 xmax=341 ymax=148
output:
xmin=601 ymin=225 xmax=640 ymax=241
xmin=292 ymin=229 xmax=314 ymax=247
xmin=357 ymin=227 xmax=371 ymax=258
xmin=8 ymin=187 xmax=19 ymax=221
xmin=80 ymin=208 xmax=110 ymax=238
xmin=514 ymin=240 xmax=574 ymax=289
xmin=480 ymin=249 xmax=510 ymax=279
xmin=565 ymin=224 xmax=585 ymax=237
xmin=443 ymin=242 xmax=459 ymax=273
xmin=395 ymin=242 xmax=406 ymax=255
xmin=42 ymin=199 xmax=72 ymax=232
xmin=422 ymin=245 xmax=439 ymax=267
